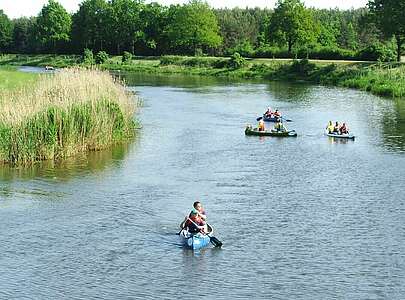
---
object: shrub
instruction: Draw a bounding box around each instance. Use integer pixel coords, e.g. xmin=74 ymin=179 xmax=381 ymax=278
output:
xmin=122 ymin=51 xmax=133 ymax=63
xmin=82 ymin=48 xmax=95 ymax=65
xmin=96 ymin=51 xmax=109 ymax=64
xmin=356 ymin=43 xmax=396 ymax=62
xmin=228 ymin=52 xmax=246 ymax=69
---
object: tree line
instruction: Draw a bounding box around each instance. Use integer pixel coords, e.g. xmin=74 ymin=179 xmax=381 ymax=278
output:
xmin=0 ymin=0 xmax=403 ymax=61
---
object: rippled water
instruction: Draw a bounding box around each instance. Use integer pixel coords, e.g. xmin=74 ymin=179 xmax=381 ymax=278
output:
xmin=1 ymin=73 xmax=405 ymax=299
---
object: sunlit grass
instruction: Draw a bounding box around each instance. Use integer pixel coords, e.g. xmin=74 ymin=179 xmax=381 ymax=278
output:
xmin=0 ymin=68 xmax=138 ymax=165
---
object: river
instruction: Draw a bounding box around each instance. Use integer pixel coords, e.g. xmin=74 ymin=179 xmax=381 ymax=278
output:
xmin=1 ymin=72 xmax=405 ymax=299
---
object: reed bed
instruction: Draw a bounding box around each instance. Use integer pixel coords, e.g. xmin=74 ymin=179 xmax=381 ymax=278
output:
xmin=0 ymin=68 xmax=137 ymax=165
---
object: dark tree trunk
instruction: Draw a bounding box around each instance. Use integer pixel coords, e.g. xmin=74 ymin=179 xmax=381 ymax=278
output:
xmin=396 ymin=34 xmax=402 ymax=62
xmin=288 ymin=39 xmax=292 ymax=53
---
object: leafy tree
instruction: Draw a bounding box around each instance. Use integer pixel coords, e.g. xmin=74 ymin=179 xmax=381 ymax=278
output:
xmin=105 ymin=0 xmax=143 ymax=54
xmin=12 ymin=17 xmax=38 ymax=53
xmin=71 ymin=0 xmax=108 ymax=53
xmin=95 ymin=50 xmax=109 ymax=64
xmin=268 ymin=0 xmax=319 ymax=53
xmin=83 ymin=48 xmax=95 ymax=64
xmin=166 ymin=0 xmax=222 ymax=55
xmin=35 ymin=0 xmax=72 ymax=53
xmin=0 ymin=10 xmax=13 ymax=52
xmin=368 ymin=0 xmax=405 ymax=61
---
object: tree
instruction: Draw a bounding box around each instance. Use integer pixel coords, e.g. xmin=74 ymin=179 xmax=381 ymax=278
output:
xmin=71 ymin=0 xmax=108 ymax=53
xmin=268 ymin=0 xmax=319 ymax=53
xmin=368 ymin=0 xmax=405 ymax=62
xmin=105 ymin=0 xmax=143 ymax=55
xmin=166 ymin=0 xmax=222 ymax=55
xmin=12 ymin=17 xmax=38 ymax=53
xmin=35 ymin=0 xmax=72 ymax=53
xmin=0 ymin=10 xmax=13 ymax=52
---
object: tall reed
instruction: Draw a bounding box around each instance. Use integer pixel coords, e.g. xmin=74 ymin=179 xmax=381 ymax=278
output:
xmin=0 ymin=68 xmax=137 ymax=165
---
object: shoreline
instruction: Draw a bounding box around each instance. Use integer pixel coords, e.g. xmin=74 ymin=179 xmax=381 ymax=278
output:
xmin=1 ymin=54 xmax=404 ymax=98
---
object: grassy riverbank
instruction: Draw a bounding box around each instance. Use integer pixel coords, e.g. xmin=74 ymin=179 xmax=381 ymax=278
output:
xmin=0 ymin=68 xmax=138 ymax=165
xmin=1 ymin=54 xmax=404 ymax=98
xmin=0 ymin=66 xmax=39 ymax=90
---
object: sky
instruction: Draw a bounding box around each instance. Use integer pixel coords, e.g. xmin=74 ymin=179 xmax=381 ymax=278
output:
xmin=1 ymin=0 xmax=369 ymax=19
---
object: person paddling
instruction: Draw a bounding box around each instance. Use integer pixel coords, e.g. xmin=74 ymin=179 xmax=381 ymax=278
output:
xmin=273 ymin=109 xmax=281 ymax=118
xmin=274 ymin=118 xmax=287 ymax=132
xmin=264 ymin=107 xmax=273 ymax=118
xmin=339 ymin=123 xmax=349 ymax=134
xmin=258 ymin=119 xmax=265 ymax=131
xmin=333 ymin=121 xmax=340 ymax=134
xmin=326 ymin=121 xmax=334 ymax=134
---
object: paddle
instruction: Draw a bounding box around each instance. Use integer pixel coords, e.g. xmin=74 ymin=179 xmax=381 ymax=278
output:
xmin=256 ymin=116 xmax=263 ymax=121
xmin=179 ymin=217 xmax=223 ymax=247
xmin=281 ymin=116 xmax=292 ymax=122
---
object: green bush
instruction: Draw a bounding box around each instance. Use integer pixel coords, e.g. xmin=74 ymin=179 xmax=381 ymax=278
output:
xmin=356 ymin=43 xmax=396 ymax=62
xmin=122 ymin=51 xmax=133 ymax=63
xmin=82 ymin=48 xmax=95 ymax=65
xmin=96 ymin=51 xmax=109 ymax=64
xmin=228 ymin=52 xmax=246 ymax=69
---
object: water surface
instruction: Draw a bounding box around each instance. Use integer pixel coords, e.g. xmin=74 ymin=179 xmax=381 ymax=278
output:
xmin=1 ymin=74 xmax=405 ymax=299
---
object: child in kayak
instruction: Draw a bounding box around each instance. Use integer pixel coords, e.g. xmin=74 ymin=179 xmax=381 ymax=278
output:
xmin=326 ymin=121 xmax=334 ymax=134
xmin=273 ymin=109 xmax=281 ymax=118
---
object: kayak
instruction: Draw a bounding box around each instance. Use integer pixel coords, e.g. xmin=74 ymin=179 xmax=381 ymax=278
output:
xmin=245 ymin=127 xmax=297 ymax=137
xmin=263 ymin=115 xmax=279 ymax=122
xmin=326 ymin=133 xmax=355 ymax=139
xmin=262 ymin=115 xmax=292 ymax=122
xmin=179 ymin=224 xmax=214 ymax=250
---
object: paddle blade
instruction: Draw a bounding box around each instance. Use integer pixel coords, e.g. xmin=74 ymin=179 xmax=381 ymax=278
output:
xmin=256 ymin=116 xmax=263 ymax=121
xmin=209 ymin=236 xmax=223 ymax=247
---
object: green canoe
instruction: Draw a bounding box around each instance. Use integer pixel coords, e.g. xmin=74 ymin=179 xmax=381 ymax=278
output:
xmin=245 ymin=127 xmax=297 ymax=137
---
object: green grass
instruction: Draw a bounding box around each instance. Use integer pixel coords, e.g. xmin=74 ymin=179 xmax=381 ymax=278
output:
xmin=0 ymin=68 xmax=138 ymax=165
xmin=0 ymin=67 xmax=39 ymax=90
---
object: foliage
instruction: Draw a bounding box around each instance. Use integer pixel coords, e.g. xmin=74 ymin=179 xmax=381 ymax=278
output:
xmin=122 ymin=51 xmax=133 ymax=63
xmin=0 ymin=10 xmax=13 ymax=52
xmin=357 ymin=43 xmax=396 ymax=61
xmin=268 ymin=0 xmax=319 ymax=53
xmin=83 ymin=48 xmax=95 ymax=64
xmin=95 ymin=50 xmax=109 ymax=64
xmin=71 ymin=0 xmax=109 ymax=53
xmin=166 ymin=0 xmax=222 ymax=54
xmin=35 ymin=0 xmax=72 ymax=53
xmin=367 ymin=0 xmax=405 ymax=61
xmin=228 ymin=52 xmax=246 ymax=69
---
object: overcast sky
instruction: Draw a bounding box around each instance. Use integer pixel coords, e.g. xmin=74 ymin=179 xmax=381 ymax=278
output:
xmin=1 ymin=0 xmax=369 ymax=19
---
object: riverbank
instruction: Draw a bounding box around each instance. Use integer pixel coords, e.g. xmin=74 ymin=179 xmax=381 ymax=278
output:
xmin=0 ymin=68 xmax=138 ymax=165
xmin=1 ymin=54 xmax=404 ymax=98
xmin=0 ymin=66 xmax=39 ymax=90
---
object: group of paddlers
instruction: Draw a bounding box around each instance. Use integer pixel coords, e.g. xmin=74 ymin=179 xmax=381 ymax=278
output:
xmin=326 ymin=121 xmax=349 ymax=135
xmin=257 ymin=107 xmax=287 ymax=132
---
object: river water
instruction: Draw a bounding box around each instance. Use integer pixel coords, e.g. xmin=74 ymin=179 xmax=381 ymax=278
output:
xmin=1 ymin=73 xmax=405 ymax=299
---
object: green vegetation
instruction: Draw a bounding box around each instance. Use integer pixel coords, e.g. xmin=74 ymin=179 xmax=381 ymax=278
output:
xmin=0 ymin=67 xmax=38 ymax=89
xmin=0 ymin=54 xmax=403 ymax=98
xmin=0 ymin=0 xmax=403 ymax=62
xmin=0 ymin=68 xmax=137 ymax=165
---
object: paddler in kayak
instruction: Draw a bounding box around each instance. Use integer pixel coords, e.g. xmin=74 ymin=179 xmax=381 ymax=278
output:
xmin=326 ymin=121 xmax=334 ymax=134
xmin=273 ymin=109 xmax=281 ymax=118
xmin=258 ymin=119 xmax=265 ymax=131
xmin=339 ymin=122 xmax=349 ymax=134
xmin=274 ymin=118 xmax=287 ymax=132
xmin=264 ymin=107 xmax=273 ymax=118
xmin=333 ymin=121 xmax=340 ymax=134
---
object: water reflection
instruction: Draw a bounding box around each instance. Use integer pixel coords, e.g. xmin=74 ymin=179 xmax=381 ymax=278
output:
xmin=0 ymin=140 xmax=136 ymax=182
xmin=381 ymin=99 xmax=405 ymax=152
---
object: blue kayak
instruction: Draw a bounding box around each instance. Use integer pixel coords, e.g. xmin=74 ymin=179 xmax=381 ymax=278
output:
xmin=179 ymin=224 xmax=213 ymax=250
